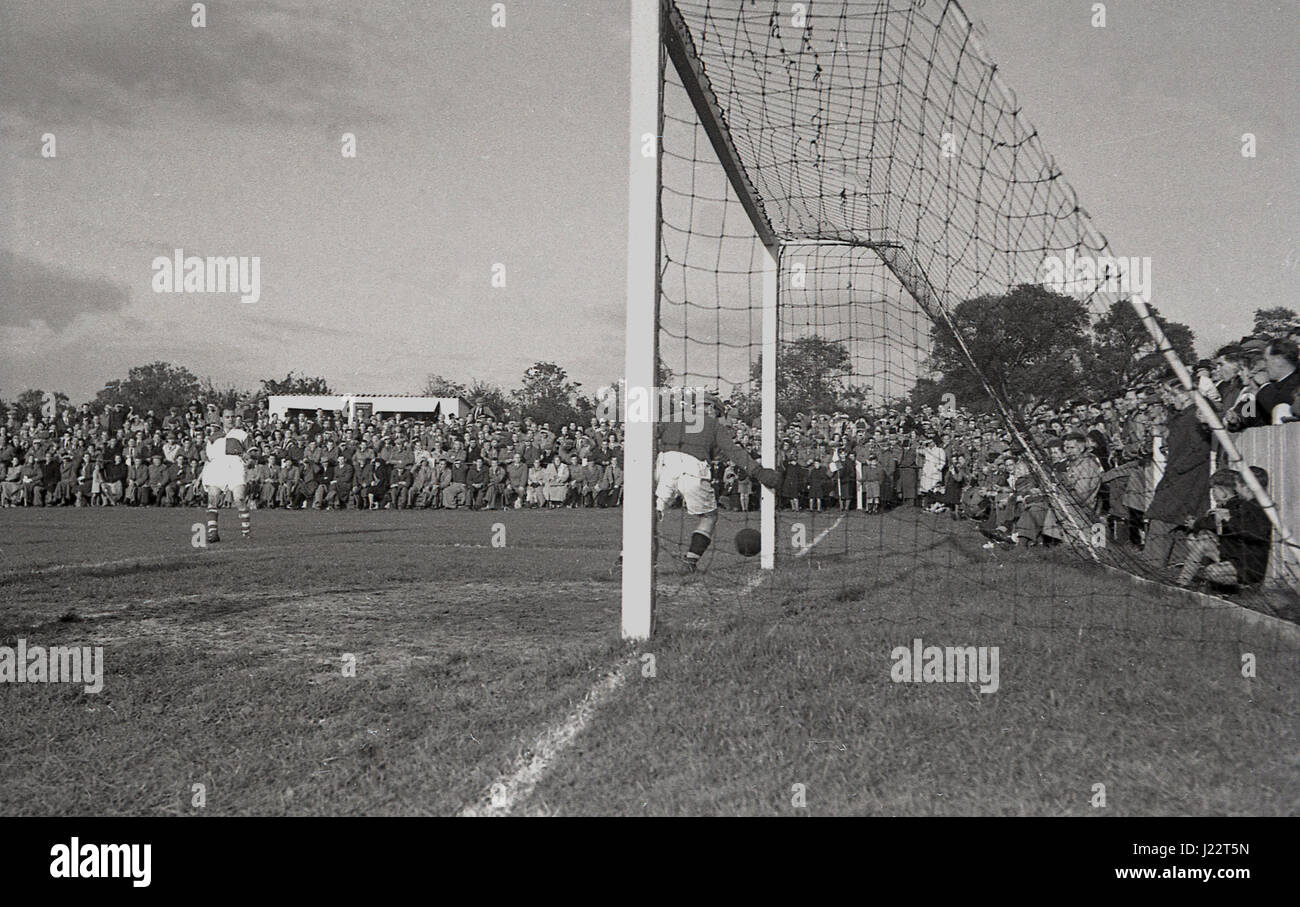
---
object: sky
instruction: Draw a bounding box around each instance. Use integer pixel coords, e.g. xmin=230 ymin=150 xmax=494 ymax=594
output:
xmin=0 ymin=0 xmax=1296 ymax=403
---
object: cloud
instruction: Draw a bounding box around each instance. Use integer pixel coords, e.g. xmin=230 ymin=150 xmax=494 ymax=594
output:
xmin=0 ymin=0 xmax=379 ymax=128
xmin=0 ymin=248 xmax=131 ymax=330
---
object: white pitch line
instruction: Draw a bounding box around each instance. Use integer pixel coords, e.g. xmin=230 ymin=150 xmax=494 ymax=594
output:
xmin=459 ymin=655 xmax=638 ymax=817
xmin=460 ymin=514 xmax=844 ymax=817
xmin=742 ymin=514 xmax=845 ymax=592
xmin=795 ymin=516 xmax=845 ymax=559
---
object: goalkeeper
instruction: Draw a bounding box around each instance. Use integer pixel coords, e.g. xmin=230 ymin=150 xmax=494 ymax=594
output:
xmin=656 ymin=391 xmax=781 ymax=572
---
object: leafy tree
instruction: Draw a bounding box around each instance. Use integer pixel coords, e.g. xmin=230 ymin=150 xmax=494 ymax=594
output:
xmin=466 ymin=378 xmax=511 ymax=421
xmin=199 ymin=379 xmax=243 ymax=416
xmin=259 ymin=372 xmax=332 ymax=397
xmin=907 ymin=376 xmax=947 ymax=411
xmin=928 ymin=284 xmax=1090 ymax=414
xmin=1253 ymin=306 xmax=1300 ymax=338
xmin=1086 ymin=300 xmax=1195 ymax=400
xmin=732 ymin=336 xmax=864 ymax=422
xmin=12 ymin=388 xmax=47 ymax=422
xmin=511 ymin=361 xmax=585 ymax=427
xmin=96 ymin=362 xmax=202 ymax=415
xmin=420 ymin=373 xmax=468 ymax=398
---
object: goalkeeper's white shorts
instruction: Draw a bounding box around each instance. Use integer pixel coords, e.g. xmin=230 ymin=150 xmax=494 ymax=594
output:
xmin=201 ymin=456 xmax=247 ymax=492
xmin=655 ymin=450 xmax=716 ymax=516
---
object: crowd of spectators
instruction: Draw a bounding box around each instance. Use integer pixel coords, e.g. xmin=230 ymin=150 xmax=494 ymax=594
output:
xmin=3 ymin=335 xmax=1295 ymax=592
xmin=714 ymin=336 xmax=1297 ymax=592
xmin=0 ymin=401 xmax=625 ymax=512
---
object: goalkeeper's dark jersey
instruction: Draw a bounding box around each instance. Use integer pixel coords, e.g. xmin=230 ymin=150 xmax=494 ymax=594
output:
xmin=656 ymin=415 xmax=760 ymax=474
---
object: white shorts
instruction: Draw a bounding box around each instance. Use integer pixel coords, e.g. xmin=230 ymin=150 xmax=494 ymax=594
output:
xmin=655 ymin=450 xmax=716 ymax=515
xmin=201 ymin=456 xmax=246 ymax=492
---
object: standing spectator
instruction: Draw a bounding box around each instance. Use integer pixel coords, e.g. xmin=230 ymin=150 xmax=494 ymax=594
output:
xmin=780 ymin=453 xmax=805 ymax=510
xmin=859 ymin=453 xmax=884 ymax=513
xmin=1144 ymin=383 xmax=1212 ymax=571
xmin=941 ymin=453 xmax=968 ymax=519
xmin=806 ymin=459 xmax=830 ymax=511
xmin=919 ymin=436 xmax=947 ymax=509
xmin=1239 ymin=339 xmax=1300 ymax=427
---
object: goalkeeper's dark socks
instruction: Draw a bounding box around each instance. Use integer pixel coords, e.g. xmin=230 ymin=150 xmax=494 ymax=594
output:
xmin=239 ymin=509 xmax=250 ymax=537
xmin=688 ymin=530 xmax=712 ymax=558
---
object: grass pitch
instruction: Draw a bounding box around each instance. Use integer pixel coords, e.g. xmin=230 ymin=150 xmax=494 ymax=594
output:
xmin=1 ymin=505 xmax=1297 ymax=816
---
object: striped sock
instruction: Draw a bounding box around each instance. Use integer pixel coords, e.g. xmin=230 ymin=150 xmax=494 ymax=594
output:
xmin=206 ymin=509 xmax=218 ymax=537
xmin=239 ymin=509 xmax=250 ymax=536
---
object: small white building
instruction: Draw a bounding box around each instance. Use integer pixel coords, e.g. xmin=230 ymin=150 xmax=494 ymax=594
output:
xmin=267 ymin=394 xmax=469 ymax=425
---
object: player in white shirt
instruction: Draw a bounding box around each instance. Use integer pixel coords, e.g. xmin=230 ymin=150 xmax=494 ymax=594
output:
xmin=201 ymin=409 xmax=251 ymax=542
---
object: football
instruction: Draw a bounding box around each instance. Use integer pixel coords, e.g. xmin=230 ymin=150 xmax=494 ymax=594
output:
xmin=734 ymin=527 xmax=761 ymax=557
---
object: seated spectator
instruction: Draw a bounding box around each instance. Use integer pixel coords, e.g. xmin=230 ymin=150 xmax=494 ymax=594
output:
xmin=504 ymin=454 xmax=528 ymax=508
xmin=444 ymin=458 xmax=470 ymax=509
xmin=330 ymin=454 xmax=355 ymax=510
xmin=126 ymin=456 xmax=147 ymax=505
xmin=1177 ymin=467 xmax=1271 ymax=590
xmin=57 ymin=452 xmax=79 ymax=505
xmin=279 ymin=458 xmax=301 ymax=508
xmin=387 ymin=461 xmax=410 ymax=509
xmin=101 ymin=454 xmax=127 ymax=506
xmin=33 ymin=454 xmax=57 ymax=506
xmin=544 ymin=456 xmax=569 ymax=508
xmin=1042 ymin=432 xmax=1103 ymax=546
xmin=599 ymin=460 xmax=623 ymax=508
xmin=147 ymin=453 xmax=174 ymax=506
xmin=483 ymin=458 xmax=508 ymax=510
xmin=526 ymin=457 xmax=546 ymax=508
xmin=465 ymin=457 xmax=487 ymax=509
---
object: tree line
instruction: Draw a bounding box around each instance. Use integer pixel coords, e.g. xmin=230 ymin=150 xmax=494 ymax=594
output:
xmin=4 ymin=295 xmax=1294 ymax=427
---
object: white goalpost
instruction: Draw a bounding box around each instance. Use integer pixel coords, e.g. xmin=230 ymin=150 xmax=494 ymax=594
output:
xmin=621 ymin=0 xmax=661 ymax=640
xmin=622 ymin=0 xmax=782 ymax=638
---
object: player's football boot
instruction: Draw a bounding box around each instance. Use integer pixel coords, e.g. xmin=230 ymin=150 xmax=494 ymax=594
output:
xmin=207 ymin=533 xmax=221 ymax=544
xmin=680 ymin=554 xmax=699 ymax=574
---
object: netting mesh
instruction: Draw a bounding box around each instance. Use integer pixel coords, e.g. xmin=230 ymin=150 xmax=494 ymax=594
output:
xmin=652 ymin=0 xmax=1299 ymax=649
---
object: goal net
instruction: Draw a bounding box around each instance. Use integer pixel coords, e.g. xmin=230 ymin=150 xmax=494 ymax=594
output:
xmin=625 ymin=0 xmax=1299 ymax=645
